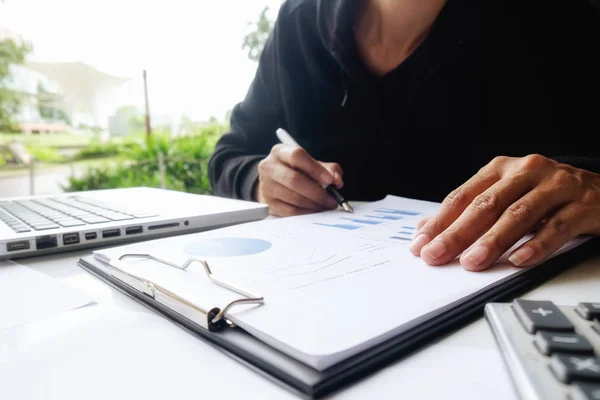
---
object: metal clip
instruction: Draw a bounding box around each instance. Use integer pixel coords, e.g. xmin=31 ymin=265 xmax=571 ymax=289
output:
xmin=107 ymin=253 xmax=264 ymax=331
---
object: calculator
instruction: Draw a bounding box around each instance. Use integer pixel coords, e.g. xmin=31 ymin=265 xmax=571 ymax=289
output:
xmin=485 ymin=299 xmax=600 ymax=400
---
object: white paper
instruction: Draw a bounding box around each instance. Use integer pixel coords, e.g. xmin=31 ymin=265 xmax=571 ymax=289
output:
xmin=94 ymin=195 xmax=588 ymax=370
xmin=0 ymin=261 xmax=95 ymax=332
xmin=0 ymin=310 xmax=294 ymax=400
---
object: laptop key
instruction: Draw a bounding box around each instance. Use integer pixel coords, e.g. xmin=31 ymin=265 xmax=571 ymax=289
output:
xmin=31 ymin=223 xmax=60 ymax=230
xmin=14 ymin=226 xmax=32 ymax=233
xmin=513 ymin=299 xmax=574 ymax=333
xmin=132 ymin=212 xmax=158 ymax=218
xmin=79 ymin=216 xmax=110 ymax=224
xmin=57 ymin=219 xmax=86 ymax=227
xmin=99 ymin=212 xmax=133 ymax=221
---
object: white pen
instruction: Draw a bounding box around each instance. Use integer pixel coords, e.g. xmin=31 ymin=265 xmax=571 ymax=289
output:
xmin=276 ymin=128 xmax=354 ymax=213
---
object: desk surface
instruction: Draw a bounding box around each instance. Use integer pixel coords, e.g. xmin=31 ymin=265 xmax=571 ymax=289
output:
xmin=1 ymin=240 xmax=598 ymax=399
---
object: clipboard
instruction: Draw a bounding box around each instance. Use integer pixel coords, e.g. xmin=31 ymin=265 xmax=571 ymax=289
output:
xmin=78 ymin=237 xmax=599 ymax=399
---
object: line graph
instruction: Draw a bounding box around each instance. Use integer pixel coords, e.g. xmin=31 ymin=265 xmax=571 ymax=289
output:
xmin=274 ymin=256 xmax=352 ymax=278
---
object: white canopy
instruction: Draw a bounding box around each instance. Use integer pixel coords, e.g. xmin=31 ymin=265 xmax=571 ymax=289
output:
xmin=26 ymin=61 xmax=134 ymax=128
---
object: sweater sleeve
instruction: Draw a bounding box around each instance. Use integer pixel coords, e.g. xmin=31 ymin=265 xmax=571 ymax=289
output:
xmin=208 ymin=7 xmax=289 ymax=201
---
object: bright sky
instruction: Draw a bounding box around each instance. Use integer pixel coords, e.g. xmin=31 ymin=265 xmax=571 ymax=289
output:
xmin=0 ymin=0 xmax=283 ymax=122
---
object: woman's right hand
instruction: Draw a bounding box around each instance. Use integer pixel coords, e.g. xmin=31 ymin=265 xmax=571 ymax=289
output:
xmin=255 ymin=144 xmax=344 ymax=217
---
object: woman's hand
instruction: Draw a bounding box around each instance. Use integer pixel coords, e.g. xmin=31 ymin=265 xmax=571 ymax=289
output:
xmin=410 ymin=154 xmax=600 ymax=270
xmin=255 ymin=144 xmax=344 ymax=217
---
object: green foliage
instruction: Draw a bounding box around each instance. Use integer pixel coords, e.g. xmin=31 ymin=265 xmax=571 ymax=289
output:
xmin=242 ymin=6 xmax=274 ymax=62
xmin=37 ymin=81 xmax=70 ymax=124
xmin=0 ymin=132 xmax=93 ymax=147
xmin=112 ymin=105 xmax=145 ymax=134
xmin=26 ymin=146 xmax=66 ymax=163
xmin=0 ymin=39 xmax=32 ymax=132
xmin=73 ymin=140 xmax=130 ymax=160
xmin=63 ymin=126 xmax=226 ymax=194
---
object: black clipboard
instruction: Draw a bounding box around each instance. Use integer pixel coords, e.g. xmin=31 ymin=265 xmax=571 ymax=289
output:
xmin=78 ymin=237 xmax=599 ymax=399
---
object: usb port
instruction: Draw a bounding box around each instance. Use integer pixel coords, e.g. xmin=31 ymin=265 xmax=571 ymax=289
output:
xmin=102 ymin=229 xmax=121 ymax=238
xmin=85 ymin=232 xmax=97 ymax=240
xmin=125 ymin=226 xmax=143 ymax=235
xmin=7 ymin=240 xmax=30 ymax=252
xmin=63 ymin=233 xmax=80 ymax=245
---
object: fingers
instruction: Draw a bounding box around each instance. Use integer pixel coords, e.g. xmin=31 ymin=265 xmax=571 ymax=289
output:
xmin=268 ymin=199 xmax=315 ymax=217
xmin=322 ymin=162 xmax=344 ymax=188
xmin=256 ymin=144 xmax=347 ymax=217
xmin=418 ymin=176 xmax=534 ymax=265
xmin=409 ymin=165 xmax=501 ymax=257
xmin=507 ymin=202 xmax=588 ymax=267
xmin=266 ymin=180 xmax=326 ymax=211
xmin=410 ymin=167 xmax=500 ymax=261
xmin=458 ymin=184 xmax=572 ymax=271
xmin=276 ymin=145 xmax=335 ymax=187
xmin=269 ymin=162 xmax=337 ymax=209
xmin=416 ymin=217 xmax=430 ymax=230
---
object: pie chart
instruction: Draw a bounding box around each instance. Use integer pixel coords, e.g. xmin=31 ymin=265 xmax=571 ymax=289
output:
xmin=183 ymin=237 xmax=272 ymax=257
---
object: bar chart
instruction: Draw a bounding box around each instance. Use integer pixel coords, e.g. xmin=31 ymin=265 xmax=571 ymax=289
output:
xmin=312 ymin=208 xmax=421 ymax=232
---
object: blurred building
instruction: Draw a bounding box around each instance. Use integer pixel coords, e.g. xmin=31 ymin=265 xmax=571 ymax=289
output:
xmin=1 ymin=24 xmax=133 ymax=133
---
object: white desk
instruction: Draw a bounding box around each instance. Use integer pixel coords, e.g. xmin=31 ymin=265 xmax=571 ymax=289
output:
xmin=1 ymin=245 xmax=598 ymax=399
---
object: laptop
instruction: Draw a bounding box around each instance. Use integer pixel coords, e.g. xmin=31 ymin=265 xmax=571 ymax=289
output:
xmin=0 ymin=187 xmax=268 ymax=260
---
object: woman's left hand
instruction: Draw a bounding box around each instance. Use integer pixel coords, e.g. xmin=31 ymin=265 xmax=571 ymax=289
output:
xmin=410 ymin=154 xmax=600 ymax=271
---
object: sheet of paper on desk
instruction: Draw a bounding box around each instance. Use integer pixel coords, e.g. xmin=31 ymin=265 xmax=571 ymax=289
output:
xmin=0 ymin=261 xmax=95 ymax=332
xmin=94 ymin=195 xmax=589 ymax=371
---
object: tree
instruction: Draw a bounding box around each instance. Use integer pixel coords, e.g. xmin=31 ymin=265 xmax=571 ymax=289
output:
xmin=37 ymin=81 xmax=70 ymax=124
xmin=242 ymin=6 xmax=274 ymax=62
xmin=112 ymin=105 xmax=145 ymax=134
xmin=0 ymin=39 xmax=31 ymax=131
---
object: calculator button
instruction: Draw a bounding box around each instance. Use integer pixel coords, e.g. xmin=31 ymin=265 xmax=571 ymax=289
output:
xmin=550 ymin=354 xmax=600 ymax=383
xmin=593 ymin=320 xmax=600 ymax=336
xmin=571 ymin=382 xmax=600 ymax=400
xmin=577 ymin=303 xmax=600 ymax=321
xmin=513 ymin=299 xmax=574 ymax=334
xmin=534 ymin=331 xmax=594 ymax=356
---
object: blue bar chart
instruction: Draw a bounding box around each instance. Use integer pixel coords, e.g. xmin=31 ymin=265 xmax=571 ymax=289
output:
xmin=313 ymin=208 xmax=422 ymax=232
xmin=390 ymin=226 xmax=416 ymax=241
xmin=365 ymin=214 xmax=404 ymax=221
xmin=341 ymin=218 xmax=382 ymax=225
xmin=313 ymin=223 xmax=361 ymax=230
xmin=375 ymin=208 xmax=421 ymax=216
xmin=390 ymin=236 xmax=411 ymax=241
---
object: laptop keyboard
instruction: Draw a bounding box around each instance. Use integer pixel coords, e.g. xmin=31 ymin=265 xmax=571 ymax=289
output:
xmin=0 ymin=196 xmax=158 ymax=233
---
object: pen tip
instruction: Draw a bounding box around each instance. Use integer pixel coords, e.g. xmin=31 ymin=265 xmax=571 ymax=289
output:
xmin=342 ymin=203 xmax=354 ymax=213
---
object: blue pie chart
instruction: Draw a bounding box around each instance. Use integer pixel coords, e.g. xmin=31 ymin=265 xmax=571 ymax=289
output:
xmin=183 ymin=237 xmax=272 ymax=257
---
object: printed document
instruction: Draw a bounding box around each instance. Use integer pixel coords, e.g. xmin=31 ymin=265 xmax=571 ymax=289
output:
xmin=94 ymin=196 xmax=587 ymax=370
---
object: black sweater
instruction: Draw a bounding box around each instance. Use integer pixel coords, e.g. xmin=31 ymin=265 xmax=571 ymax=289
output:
xmin=209 ymin=0 xmax=600 ymax=203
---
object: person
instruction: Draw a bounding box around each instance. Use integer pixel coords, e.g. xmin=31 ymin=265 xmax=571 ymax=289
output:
xmin=208 ymin=0 xmax=600 ymax=272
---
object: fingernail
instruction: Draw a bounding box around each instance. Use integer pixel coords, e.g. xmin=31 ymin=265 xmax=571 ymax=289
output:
xmin=508 ymin=246 xmax=534 ymax=267
xmin=327 ymin=198 xmax=338 ymax=208
xmin=410 ymin=233 xmax=431 ymax=255
xmin=463 ymin=245 xmax=489 ymax=267
xmin=422 ymin=240 xmax=446 ymax=260
xmin=320 ymin=172 xmax=333 ymax=185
